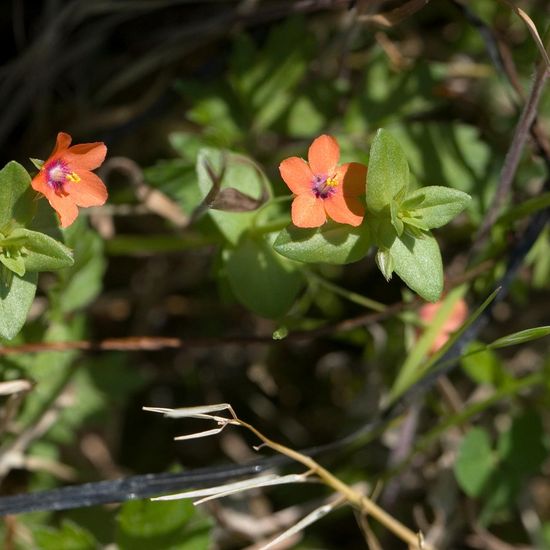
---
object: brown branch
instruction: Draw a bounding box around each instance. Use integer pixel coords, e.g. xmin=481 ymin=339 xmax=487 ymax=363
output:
xmin=473 ymin=46 xmax=549 ymax=252
xmin=0 ymin=305 xmax=403 ymax=356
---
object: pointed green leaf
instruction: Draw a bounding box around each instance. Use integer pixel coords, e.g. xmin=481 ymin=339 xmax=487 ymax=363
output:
xmin=390 ymin=201 xmax=404 ymax=236
xmin=0 ymin=267 xmax=37 ymax=340
xmin=488 ymin=326 xmax=550 ymax=349
xmin=389 ymin=231 xmax=443 ymax=302
xmin=366 ymin=129 xmax=409 ymax=214
xmin=0 ymin=161 xmax=35 ymax=231
xmin=225 ymin=235 xmax=303 ymax=318
xmin=402 ymin=186 xmax=471 ymax=228
xmin=30 ymin=158 xmax=44 ymax=171
xmin=401 ymin=215 xmax=429 ymax=231
xmin=273 ymin=222 xmax=372 ymax=264
xmin=8 ymin=228 xmax=74 ymax=272
xmin=0 ymin=252 xmax=25 ymax=276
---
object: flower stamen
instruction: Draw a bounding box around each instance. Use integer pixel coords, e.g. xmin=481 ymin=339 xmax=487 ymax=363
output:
xmin=312 ymin=173 xmax=339 ymax=199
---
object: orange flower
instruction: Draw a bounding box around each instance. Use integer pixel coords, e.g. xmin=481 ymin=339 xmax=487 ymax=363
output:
xmin=279 ymin=135 xmax=366 ymax=228
xmin=31 ymin=132 xmax=107 ymax=228
xmin=419 ymin=297 xmax=468 ymax=354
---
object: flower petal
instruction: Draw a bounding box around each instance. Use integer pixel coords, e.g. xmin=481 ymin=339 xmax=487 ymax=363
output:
xmin=279 ymin=157 xmax=313 ymax=194
xmin=31 ymin=171 xmax=49 ymax=196
xmin=308 ymin=135 xmax=339 ymax=176
xmin=51 ymin=132 xmax=72 ymax=158
xmin=46 ymin=192 xmax=79 ymax=228
xmin=65 ymin=171 xmax=108 ymax=207
xmin=324 ymin=192 xmax=364 ymax=227
xmin=291 ymin=194 xmax=326 ymax=228
xmin=65 ymin=142 xmax=107 ymax=171
xmin=336 ymin=162 xmax=368 ymax=197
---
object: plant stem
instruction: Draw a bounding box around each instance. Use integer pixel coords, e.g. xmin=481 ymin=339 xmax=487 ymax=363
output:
xmin=238 ymin=418 xmax=430 ymax=549
xmin=306 ymin=269 xmax=387 ymax=312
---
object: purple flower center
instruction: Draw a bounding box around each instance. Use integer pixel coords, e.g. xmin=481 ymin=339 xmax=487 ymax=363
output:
xmin=44 ymin=160 xmax=80 ymax=193
xmin=312 ymin=173 xmax=338 ymax=199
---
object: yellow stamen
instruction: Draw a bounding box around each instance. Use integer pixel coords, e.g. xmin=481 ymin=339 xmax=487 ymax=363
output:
xmin=66 ymin=172 xmax=81 ymax=183
xmin=326 ymin=175 xmax=338 ymax=187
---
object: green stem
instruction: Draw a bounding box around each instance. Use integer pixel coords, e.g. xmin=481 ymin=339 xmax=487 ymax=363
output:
xmin=306 ymin=269 xmax=387 ymax=312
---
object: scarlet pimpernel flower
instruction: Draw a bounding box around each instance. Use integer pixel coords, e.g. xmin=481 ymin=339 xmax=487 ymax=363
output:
xmin=279 ymin=134 xmax=366 ymax=228
xmin=419 ymin=298 xmax=468 ymax=354
xmin=31 ymin=132 xmax=107 ymax=228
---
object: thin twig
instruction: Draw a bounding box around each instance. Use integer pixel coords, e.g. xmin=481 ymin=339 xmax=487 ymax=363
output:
xmin=473 ymin=46 xmax=549 ymax=252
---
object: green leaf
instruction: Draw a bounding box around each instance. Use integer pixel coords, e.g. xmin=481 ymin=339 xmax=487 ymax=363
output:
xmin=461 ymin=342 xmax=513 ymax=387
xmin=116 ymin=498 xmax=211 ymax=550
xmin=196 ymin=148 xmax=271 ymax=245
xmin=273 ymin=222 xmax=372 ymax=265
xmin=366 ymin=129 xmax=409 ymax=214
xmin=53 ymin=219 xmax=106 ymax=313
xmin=33 ymin=519 xmax=98 ymax=550
xmin=0 ymin=268 xmax=37 ymax=340
xmin=0 ymin=160 xmax=35 ymax=231
xmin=286 ymin=96 xmax=326 ymax=138
xmin=6 ymin=227 xmax=74 ymax=272
xmin=0 ymin=251 xmax=25 ymax=276
xmin=402 ymin=186 xmax=471 ymax=228
xmin=225 ymin=234 xmax=304 ymax=318
xmin=454 ymin=427 xmax=496 ymax=498
xmin=390 ymin=201 xmax=404 ymax=236
xmin=497 ymin=410 xmax=547 ymax=475
xmin=488 ymin=326 xmax=550 ymax=349
xmin=389 ymin=231 xmax=443 ymax=302
xmin=368 ymin=215 xmax=397 ymax=250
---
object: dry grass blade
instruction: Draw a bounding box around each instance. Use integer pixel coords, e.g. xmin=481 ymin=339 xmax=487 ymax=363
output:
xmin=499 ymin=0 xmax=550 ymax=70
xmin=152 ymin=473 xmax=311 ymax=504
xmin=259 ymin=495 xmax=346 ymax=550
xmin=0 ymin=380 xmax=32 ymax=396
xmin=143 ymin=403 xmax=236 ymax=419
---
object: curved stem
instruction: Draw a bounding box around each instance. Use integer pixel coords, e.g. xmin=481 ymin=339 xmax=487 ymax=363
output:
xmin=237 ymin=417 xmax=430 ymax=549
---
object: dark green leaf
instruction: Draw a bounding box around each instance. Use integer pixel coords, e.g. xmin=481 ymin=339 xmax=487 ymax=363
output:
xmin=33 ymin=519 xmax=98 ymax=550
xmin=389 ymin=231 xmax=443 ymax=302
xmin=454 ymin=428 xmax=496 ymax=498
xmin=497 ymin=410 xmax=547 ymax=474
xmin=225 ymin=235 xmax=304 ymax=318
xmin=366 ymin=129 xmax=409 ymax=214
xmin=116 ymin=498 xmax=211 ymax=550
xmin=0 ymin=268 xmax=37 ymax=340
xmin=0 ymin=161 xmax=35 ymax=231
xmin=273 ymin=222 xmax=371 ymax=265
xmin=7 ymin=228 xmax=74 ymax=272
